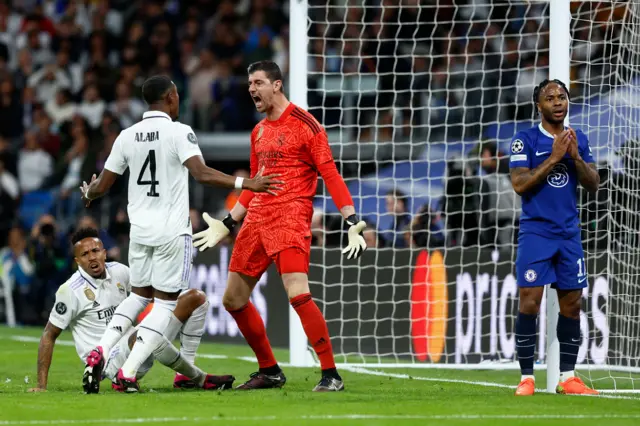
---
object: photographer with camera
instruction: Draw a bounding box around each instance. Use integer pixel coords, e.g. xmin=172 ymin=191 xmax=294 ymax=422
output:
xmin=28 ymin=215 xmax=69 ymax=323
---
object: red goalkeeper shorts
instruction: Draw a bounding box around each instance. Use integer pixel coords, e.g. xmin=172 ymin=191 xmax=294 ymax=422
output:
xmin=229 ymin=219 xmax=311 ymax=278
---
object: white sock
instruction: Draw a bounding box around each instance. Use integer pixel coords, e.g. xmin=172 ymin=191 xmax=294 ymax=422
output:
xmin=559 ymin=371 xmax=575 ymax=382
xmin=179 ymin=300 xmax=209 ymax=364
xmin=120 ymin=298 xmax=177 ymax=378
xmin=98 ymin=292 xmax=151 ymax=355
xmin=521 ymin=374 xmax=535 ymax=382
xmin=153 ymin=336 xmax=206 ymax=387
xmin=164 ymin=314 xmax=183 ymax=342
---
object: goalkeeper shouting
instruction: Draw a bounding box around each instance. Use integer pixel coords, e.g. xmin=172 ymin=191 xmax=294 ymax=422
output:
xmin=193 ymin=61 xmax=366 ymax=392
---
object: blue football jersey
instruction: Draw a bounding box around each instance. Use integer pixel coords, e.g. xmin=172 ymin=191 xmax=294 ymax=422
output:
xmin=509 ymin=123 xmax=595 ymax=238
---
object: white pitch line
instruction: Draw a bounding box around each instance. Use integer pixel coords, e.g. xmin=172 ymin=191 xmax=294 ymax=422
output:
xmin=2 ymin=414 xmax=640 ymax=425
xmin=194 ymin=354 xmax=228 ymax=360
xmin=9 ymin=336 xmax=75 ymax=346
xmin=5 ymin=334 xmax=640 ymax=398
xmin=343 ymin=366 xmax=640 ymax=401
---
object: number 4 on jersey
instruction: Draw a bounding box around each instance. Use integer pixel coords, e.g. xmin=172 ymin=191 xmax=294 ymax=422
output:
xmin=137 ymin=150 xmax=159 ymax=197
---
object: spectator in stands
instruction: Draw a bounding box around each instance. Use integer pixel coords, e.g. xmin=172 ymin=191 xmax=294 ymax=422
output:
xmin=477 ymin=142 xmax=520 ymax=248
xmin=96 ymin=121 xmax=120 ymax=172
xmin=0 ymin=78 xmax=23 ymax=140
xmin=17 ymin=27 xmax=54 ymax=70
xmin=17 ymin=130 xmax=52 ymax=193
xmin=1 ymin=225 xmax=35 ymax=324
xmin=244 ymin=12 xmax=275 ymax=66
xmin=0 ymin=152 xmax=19 ymax=244
xmin=78 ymin=83 xmax=106 ymax=128
xmin=408 ymin=204 xmax=445 ymax=249
xmin=109 ymin=80 xmax=144 ymax=128
xmin=188 ymin=47 xmax=218 ymax=131
xmin=441 ymin=156 xmax=480 ymax=247
xmin=45 ymin=88 xmax=76 ymax=127
xmin=28 ymin=214 xmax=68 ymax=322
xmin=21 ymin=86 xmax=38 ymax=132
xmin=51 ymin=16 xmax=84 ymax=64
xmin=13 ymin=49 xmax=34 ymax=93
xmin=27 ymin=62 xmax=71 ymax=104
xmin=34 ymin=110 xmax=60 ymax=159
xmin=209 ymin=18 xmax=243 ymax=71
xmin=55 ymin=132 xmax=88 ymax=231
xmin=381 ymin=189 xmax=412 ymax=248
xmin=478 ymin=140 xmax=509 ymax=175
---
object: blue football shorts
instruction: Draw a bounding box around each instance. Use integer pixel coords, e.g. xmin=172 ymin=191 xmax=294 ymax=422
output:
xmin=515 ymin=232 xmax=587 ymax=290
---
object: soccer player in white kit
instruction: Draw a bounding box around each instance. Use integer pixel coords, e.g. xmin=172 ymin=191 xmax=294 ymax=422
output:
xmin=78 ymin=75 xmax=283 ymax=392
xmin=28 ymin=228 xmax=235 ymax=393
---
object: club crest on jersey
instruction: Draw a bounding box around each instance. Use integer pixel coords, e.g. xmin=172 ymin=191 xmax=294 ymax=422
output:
xmin=84 ymin=287 xmax=95 ymax=301
xmin=116 ymin=283 xmax=125 ymax=294
xmin=187 ymin=132 xmax=197 ymax=144
xmin=525 ymin=269 xmax=537 ymax=283
xmin=547 ymin=163 xmax=569 ymax=188
xmin=511 ymin=139 xmax=524 ymax=154
xmin=277 ymin=134 xmax=285 ymax=146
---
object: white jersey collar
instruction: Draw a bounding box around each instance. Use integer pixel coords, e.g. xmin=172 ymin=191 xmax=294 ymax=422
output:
xmin=143 ymin=110 xmax=171 ymax=120
xmin=78 ymin=266 xmax=111 ymax=289
xmin=538 ymin=122 xmax=567 ymax=139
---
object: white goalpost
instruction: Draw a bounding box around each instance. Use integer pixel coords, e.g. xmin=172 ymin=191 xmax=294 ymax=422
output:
xmin=288 ymin=0 xmax=640 ymax=393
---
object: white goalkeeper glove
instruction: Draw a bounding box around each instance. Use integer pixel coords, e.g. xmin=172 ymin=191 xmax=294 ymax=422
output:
xmin=342 ymin=214 xmax=367 ymax=260
xmin=193 ymin=213 xmax=238 ymax=252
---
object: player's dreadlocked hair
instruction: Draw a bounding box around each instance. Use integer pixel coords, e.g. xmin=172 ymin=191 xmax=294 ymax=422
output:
xmin=71 ymin=227 xmax=100 ymax=245
xmin=141 ymin=75 xmax=173 ymax=105
xmin=533 ymin=79 xmax=571 ymax=115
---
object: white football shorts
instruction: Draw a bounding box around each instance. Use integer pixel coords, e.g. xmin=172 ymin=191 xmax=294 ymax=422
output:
xmin=128 ymin=234 xmax=193 ymax=293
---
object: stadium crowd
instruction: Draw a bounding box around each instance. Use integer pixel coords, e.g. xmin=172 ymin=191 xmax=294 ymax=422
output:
xmin=0 ymin=1 xmax=631 ymax=326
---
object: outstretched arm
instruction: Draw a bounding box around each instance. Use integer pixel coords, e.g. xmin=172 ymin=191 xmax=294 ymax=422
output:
xmin=184 ymin=155 xmax=244 ymax=189
xmin=82 ymin=170 xmax=119 ymax=206
xmin=184 ymin=156 xmax=282 ymax=195
xmin=29 ymin=322 xmax=63 ymax=392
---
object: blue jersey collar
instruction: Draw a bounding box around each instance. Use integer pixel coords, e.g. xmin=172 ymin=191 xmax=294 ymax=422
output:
xmin=538 ymin=122 xmax=567 ymax=139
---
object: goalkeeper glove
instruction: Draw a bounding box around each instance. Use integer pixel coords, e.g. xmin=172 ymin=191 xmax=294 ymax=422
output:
xmin=192 ymin=213 xmax=238 ymax=252
xmin=342 ymin=214 xmax=367 ymax=260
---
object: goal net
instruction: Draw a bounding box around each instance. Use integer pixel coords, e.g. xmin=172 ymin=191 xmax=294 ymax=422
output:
xmin=300 ymin=0 xmax=640 ymax=391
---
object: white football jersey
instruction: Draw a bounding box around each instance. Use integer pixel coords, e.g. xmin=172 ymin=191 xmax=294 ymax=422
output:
xmin=104 ymin=110 xmax=203 ymax=246
xmin=48 ymin=262 xmax=131 ymax=362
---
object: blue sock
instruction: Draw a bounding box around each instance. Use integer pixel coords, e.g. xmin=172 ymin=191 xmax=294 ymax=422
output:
xmin=516 ymin=312 xmax=537 ymax=375
xmin=557 ymin=314 xmax=581 ymax=373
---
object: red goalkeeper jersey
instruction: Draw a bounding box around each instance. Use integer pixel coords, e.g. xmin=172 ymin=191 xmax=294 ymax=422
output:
xmin=239 ymin=102 xmax=353 ymax=224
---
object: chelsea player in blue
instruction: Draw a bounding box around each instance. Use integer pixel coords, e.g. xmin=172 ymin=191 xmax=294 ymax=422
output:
xmin=510 ymin=79 xmax=600 ymax=396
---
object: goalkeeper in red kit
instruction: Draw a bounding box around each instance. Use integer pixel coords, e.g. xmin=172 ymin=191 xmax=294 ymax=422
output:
xmin=192 ymin=61 xmax=366 ymax=392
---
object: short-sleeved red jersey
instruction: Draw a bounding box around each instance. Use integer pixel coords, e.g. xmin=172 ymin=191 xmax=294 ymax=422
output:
xmin=240 ymin=103 xmax=350 ymax=224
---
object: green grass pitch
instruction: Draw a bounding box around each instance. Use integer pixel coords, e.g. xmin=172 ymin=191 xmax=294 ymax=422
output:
xmin=1 ymin=326 xmax=639 ymax=426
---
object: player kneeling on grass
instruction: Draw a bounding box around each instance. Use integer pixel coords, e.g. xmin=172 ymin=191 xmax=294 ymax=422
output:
xmin=28 ymin=228 xmax=234 ymax=393
xmin=510 ymin=79 xmax=600 ymax=396
xmin=193 ymin=60 xmax=367 ymax=392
